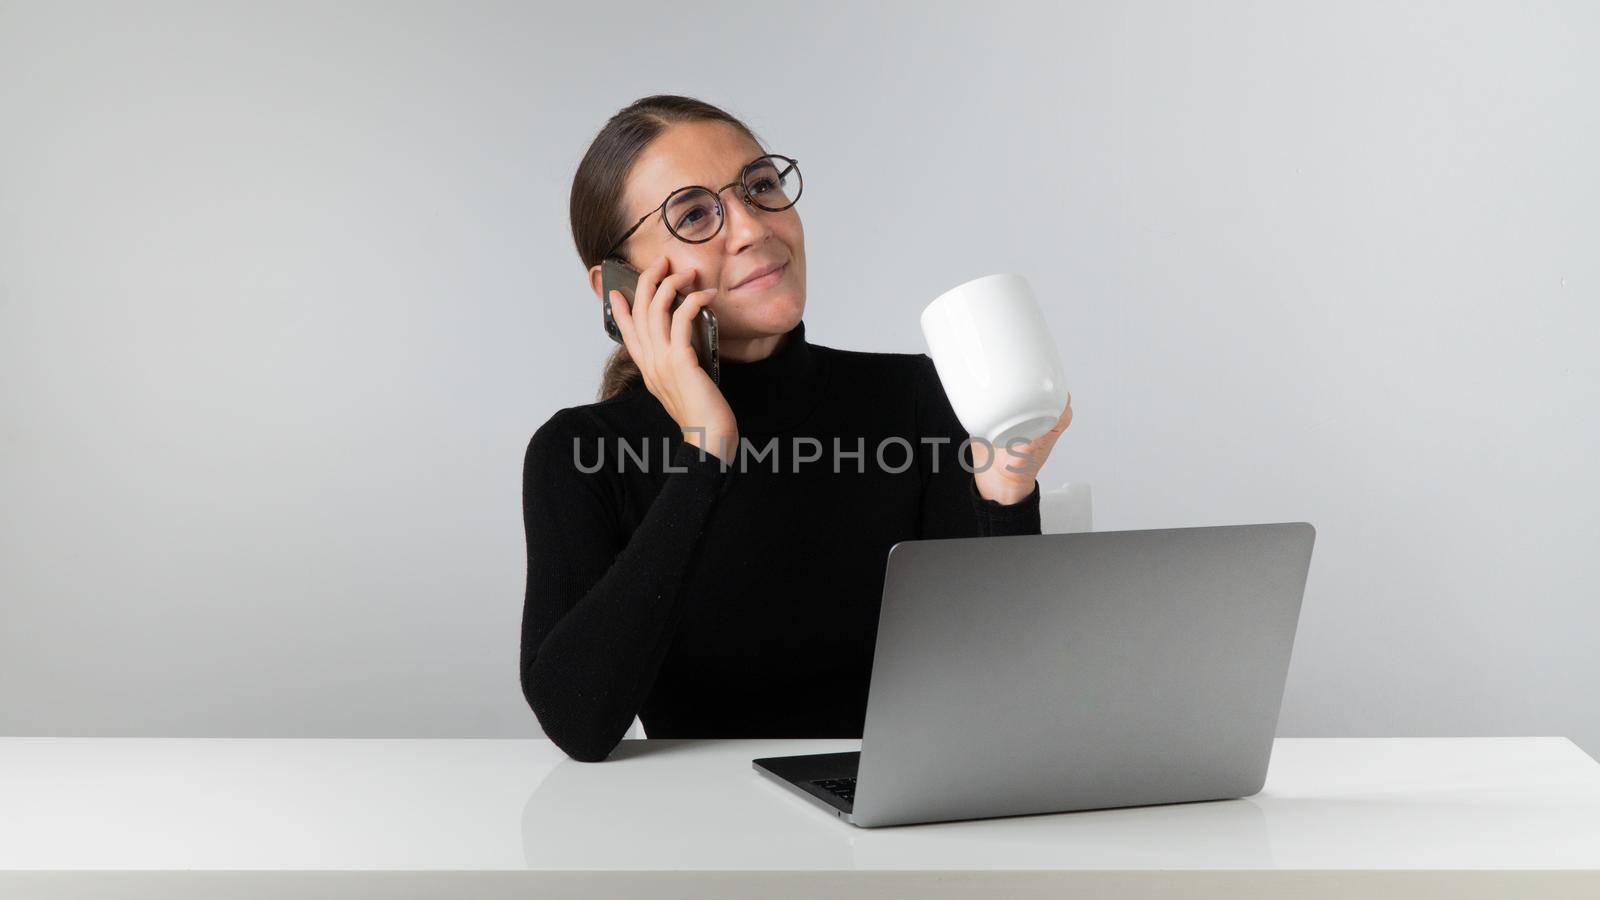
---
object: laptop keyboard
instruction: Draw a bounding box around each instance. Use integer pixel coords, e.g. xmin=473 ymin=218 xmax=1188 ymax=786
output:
xmin=812 ymin=776 xmax=856 ymax=804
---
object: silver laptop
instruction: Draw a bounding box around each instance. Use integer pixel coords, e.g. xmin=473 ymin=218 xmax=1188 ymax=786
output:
xmin=753 ymin=522 xmax=1316 ymax=828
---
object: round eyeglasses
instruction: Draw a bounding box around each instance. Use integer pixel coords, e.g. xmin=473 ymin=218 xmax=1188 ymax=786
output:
xmin=605 ymin=154 xmax=801 ymax=259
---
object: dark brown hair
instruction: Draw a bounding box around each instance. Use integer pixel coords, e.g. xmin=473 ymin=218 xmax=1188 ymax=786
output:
xmin=570 ymin=95 xmax=765 ymax=402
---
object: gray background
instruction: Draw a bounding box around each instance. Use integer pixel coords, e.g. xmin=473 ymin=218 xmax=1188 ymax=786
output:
xmin=2 ymin=1 xmax=1596 ymax=754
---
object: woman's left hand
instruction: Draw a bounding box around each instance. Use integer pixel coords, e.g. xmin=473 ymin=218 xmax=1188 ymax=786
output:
xmin=971 ymin=393 xmax=1074 ymax=505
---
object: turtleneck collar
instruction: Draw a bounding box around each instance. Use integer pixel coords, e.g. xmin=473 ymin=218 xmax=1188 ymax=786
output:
xmin=632 ymin=319 xmax=825 ymax=435
xmin=716 ymin=319 xmax=826 ymax=434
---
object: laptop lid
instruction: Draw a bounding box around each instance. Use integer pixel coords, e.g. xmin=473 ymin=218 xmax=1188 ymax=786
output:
xmin=850 ymin=522 xmax=1315 ymax=827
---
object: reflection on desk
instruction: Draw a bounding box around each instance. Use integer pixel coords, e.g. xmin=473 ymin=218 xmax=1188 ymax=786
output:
xmin=521 ymin=739 xmax=1272 ymax=869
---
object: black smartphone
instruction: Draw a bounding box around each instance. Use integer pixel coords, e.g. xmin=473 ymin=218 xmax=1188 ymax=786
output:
xmin=600 ymin=256 xmax=720 ymax=385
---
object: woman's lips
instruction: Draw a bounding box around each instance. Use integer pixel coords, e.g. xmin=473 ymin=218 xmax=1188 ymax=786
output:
xmin=733 ymin=262 xmax=787 ymax=292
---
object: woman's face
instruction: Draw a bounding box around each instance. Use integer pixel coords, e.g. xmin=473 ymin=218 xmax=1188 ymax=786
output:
xmin=591 ymin=120 xmax=806 ymax=347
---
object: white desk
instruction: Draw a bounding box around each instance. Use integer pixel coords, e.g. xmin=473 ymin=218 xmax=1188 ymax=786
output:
xmin=2 ymin=736 xmax=1597 ymax=898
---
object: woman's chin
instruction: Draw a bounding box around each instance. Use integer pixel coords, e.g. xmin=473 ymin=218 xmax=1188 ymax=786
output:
xmin=728 ymin=293 xmax=803 ymax=331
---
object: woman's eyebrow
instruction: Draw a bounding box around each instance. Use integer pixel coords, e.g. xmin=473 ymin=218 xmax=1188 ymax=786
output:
xmin=712 ymin=157 xmax=766 ymax=187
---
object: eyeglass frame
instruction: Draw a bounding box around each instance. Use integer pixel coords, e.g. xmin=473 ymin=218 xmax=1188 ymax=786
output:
xmin=603 ymin=153 xmax=801 ymax=260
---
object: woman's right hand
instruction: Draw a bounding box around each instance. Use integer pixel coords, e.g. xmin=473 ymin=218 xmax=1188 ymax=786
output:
xmin=609 ymin=255 xmax=739 ymax=462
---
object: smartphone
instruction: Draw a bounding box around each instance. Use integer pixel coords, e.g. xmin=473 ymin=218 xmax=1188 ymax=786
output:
xmin=600 ymin=256 xmax=720 ymax=385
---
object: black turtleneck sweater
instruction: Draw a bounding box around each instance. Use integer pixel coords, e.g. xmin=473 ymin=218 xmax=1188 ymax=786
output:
xmin=520 ymin=320 xmax=1042 ymax=762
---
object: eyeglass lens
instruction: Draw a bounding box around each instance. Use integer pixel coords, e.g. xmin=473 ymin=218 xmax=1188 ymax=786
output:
xmin=662 ymin=156 xmax=800 ymax=243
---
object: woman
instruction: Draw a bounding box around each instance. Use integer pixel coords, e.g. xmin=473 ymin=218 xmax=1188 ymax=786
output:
xmin=522 ymin=95 xmax=1074 ymax=762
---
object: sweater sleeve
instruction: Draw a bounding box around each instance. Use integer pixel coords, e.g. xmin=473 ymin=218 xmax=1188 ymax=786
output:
xmin=519 ymin=409 xmax=735 ymax=762
xmin=913 ymin=353 xmax=1043 ymax=540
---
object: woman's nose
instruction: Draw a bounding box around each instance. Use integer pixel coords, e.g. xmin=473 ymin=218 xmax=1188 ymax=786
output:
xmin=721 ymin=192 xmax=772 ymax=252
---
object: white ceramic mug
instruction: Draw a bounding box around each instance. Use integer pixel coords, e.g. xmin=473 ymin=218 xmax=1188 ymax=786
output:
xmin=920 ymin=273 xmax=1070 ymax=448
